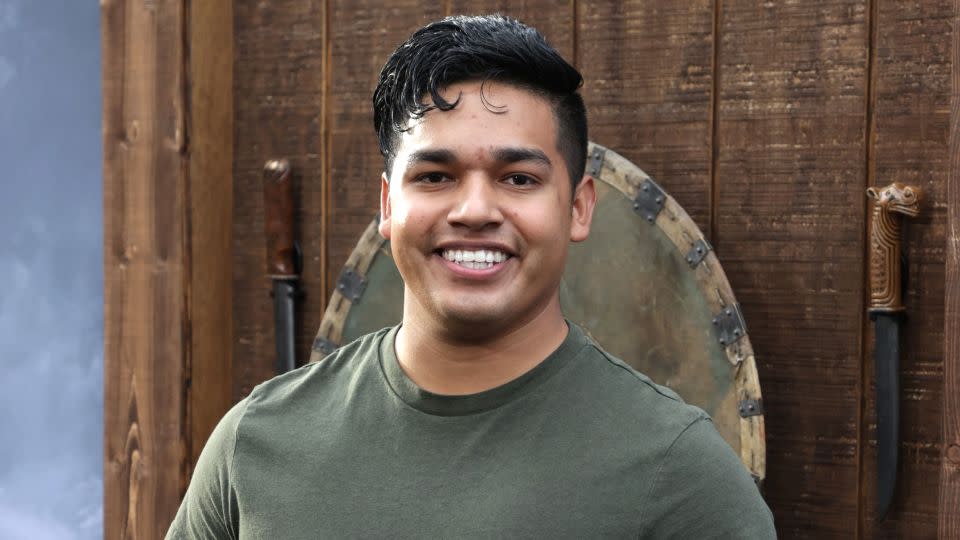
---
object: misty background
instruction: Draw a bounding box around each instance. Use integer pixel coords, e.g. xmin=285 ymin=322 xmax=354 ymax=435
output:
xmin=0 ymin=1 xmax=103 ymax=538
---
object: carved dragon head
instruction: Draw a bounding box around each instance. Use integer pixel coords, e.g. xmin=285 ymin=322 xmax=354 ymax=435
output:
xmin=867 ymin=183 xmax=922 ymax=217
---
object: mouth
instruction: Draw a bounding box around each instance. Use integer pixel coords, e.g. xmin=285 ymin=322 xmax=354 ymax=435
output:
xmin=438 ymin=248 xmax=513 ymax=270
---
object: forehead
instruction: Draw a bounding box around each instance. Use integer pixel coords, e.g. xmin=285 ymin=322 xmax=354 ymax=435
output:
xmin=394 ymin=81 xmax=559 ymax=162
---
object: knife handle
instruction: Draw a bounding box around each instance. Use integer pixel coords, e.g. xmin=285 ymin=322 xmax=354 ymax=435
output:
xmin=866 ymin=182 xmax=922 ymax=314
xmin=263 ymin=159 xmax=298 ymax=279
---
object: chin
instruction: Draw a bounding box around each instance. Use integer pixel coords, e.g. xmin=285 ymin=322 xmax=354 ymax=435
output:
xmin=435 ymin=305 xmax=514 ymax=336
xmin=441 ymin=307 xmax=504 ymax=326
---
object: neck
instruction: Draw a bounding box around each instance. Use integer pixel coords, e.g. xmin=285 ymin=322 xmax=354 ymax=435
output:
xmin=394 ymin=296 xmax=569 ymax=395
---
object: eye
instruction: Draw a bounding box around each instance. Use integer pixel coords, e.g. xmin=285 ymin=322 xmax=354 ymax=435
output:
xmin=504 ymin=174 xmax=538 ymax=187
xmin=415 ymin=172 xmax=451 ymax=184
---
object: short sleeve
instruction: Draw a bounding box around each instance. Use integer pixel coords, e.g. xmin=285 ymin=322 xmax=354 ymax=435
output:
xmin=639 ymin=416 xmax=777 ymax=539
xmin=165 ymin=398 xmax=249 ymax=540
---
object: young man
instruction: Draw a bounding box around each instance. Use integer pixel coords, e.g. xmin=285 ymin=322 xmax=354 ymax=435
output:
xmin=167 ymin=15 xmax=776 ymax=538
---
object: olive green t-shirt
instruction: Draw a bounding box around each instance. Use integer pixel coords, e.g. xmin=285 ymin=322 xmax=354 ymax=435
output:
xmin=166 ymin=324 xmax=775 ymax=539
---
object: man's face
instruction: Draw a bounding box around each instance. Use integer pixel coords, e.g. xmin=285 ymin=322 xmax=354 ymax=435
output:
xmin=379 ymin=81 xmax=595 ymax=339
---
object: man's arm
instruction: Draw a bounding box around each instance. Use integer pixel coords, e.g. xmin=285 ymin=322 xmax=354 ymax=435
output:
xmin=165 ymin=398 xmax=249 ymax=540
xmin=639 ymin=416 xmax=777 ymax=539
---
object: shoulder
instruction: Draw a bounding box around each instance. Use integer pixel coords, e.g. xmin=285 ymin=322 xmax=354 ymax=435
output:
xmin=166 ymin=395 xmax=251 ymax=539
xmin=228 ymin=327 xmax=394 ymax=446
xmin=638 ymin=415 xmax=776 ymax=537
xmin=569 ymin=331 xmax=707 ymax=436
xmin=245 ymin=327 xmax=392 ymax=410
xmin=570 ymin=338 xmax=776 ymax=537
xmin=570 ymin=335 xmax=777 ymax=537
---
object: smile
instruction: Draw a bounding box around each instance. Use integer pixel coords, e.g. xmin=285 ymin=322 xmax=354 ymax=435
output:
xmin=441 ymin=248 xmax=510 ymax=270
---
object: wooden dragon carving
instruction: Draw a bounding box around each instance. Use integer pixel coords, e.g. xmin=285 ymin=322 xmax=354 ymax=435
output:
xmin=866 ymin=182 xmax=922 ymax=313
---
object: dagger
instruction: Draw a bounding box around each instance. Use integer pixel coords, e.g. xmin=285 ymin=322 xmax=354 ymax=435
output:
xmin=866 ymin=182 xmax=922 ymax=521
xmin=263 ymin=159 xmax=300 ymax=374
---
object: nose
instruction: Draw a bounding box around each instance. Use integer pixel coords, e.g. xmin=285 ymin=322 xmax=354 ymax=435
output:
xmin=447 ymin=175 xmax=504 ymax=230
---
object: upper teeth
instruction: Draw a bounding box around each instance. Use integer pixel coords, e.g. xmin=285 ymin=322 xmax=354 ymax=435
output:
xmin=442 ymin=249 xmax=508 ymax=264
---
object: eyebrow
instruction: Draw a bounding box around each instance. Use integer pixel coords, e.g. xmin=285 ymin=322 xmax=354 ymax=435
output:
xmin=405 ymin=147 xmax=552 ymax=168
xmin=406 ymin=149 xmax=457 ymax=167
xmin=491 ymin=147 xmax=552 ymax=168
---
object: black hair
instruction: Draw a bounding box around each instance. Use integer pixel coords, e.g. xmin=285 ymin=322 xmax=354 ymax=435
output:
xmin=372 ymin=14 xmax=587 ymax=187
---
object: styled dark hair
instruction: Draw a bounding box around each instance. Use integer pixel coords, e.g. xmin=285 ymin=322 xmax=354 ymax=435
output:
xmin=372 ymin=14 xmax=587 ymax=187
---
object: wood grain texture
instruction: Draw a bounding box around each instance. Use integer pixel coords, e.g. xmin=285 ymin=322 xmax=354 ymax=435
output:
xmin=714 ymin=1 xmax=870 ymax=537
xmin=103 ymin=0 xmax=188 ymax=537
xmin=941 ymin=0 xmax=960 ymax=532
xmin=186 ymin=0 xmax=234 ymax=470
xmin=862 ymin=0 xmax=951 ymax=535
xmin=576 ymin=0 xmax=714 ymax=235
xmin=325 ymin=1 xmax=444 ymax=297
xmin=233 ymin=0 xmax=327 ymax=400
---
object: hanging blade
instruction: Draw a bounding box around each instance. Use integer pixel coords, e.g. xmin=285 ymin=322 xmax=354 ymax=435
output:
xmin=873 ymin=313 xmax=901 ymax=520
xmin=866 ymin=182 xmax=922 ymax=521
xmin=271 ymin=279 xmax=297 ymax=374
xmin=264 ymin=159 xmax=300 ymax=374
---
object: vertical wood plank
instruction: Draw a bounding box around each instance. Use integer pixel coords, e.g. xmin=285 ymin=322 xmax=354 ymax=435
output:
xmin=233 ymin=0 xmax=327 ymax=399
xmin=940 ymin=0 xmax=960 ymax=533
xmin=577 ymin=1 xmax=715 ymax=235
xmin=326 ymin=1 xmax=443 ymax=296
xmin=103 ymin=0 xmax=187 ymax=538
xmin=861 ymin=0 xmax=951 ymax=535
xmin=186 ymin=0 xmax=234 ymax=467
xmin=715 ymin=2 xmax=869 ymax=537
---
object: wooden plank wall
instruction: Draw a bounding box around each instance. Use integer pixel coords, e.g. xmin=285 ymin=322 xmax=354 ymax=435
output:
xmin=186 ymin=0 xmax=235 ymax=473
xmin=863 ymin=0 xmax=951 ymax=536
xmin=717 ymin=2 xmax=869 ymax=536
xmin=940 ymin=0 xmax=960 ymax=534
xmin=233 ymin=0 xmax=327 ymax=400
xmin=578 ymin=1 xmax=714 ymax=234
xmin=102 ymin=1 xmax=188 ymax=536
xmin=103 ymin=0 xmax=957 ymax=537
xmin=102 ymin=0 xmax=234 ymax=538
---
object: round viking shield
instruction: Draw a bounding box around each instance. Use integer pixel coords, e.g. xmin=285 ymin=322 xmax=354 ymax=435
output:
xmin=311 ymin=142 xmax=766 ymax=484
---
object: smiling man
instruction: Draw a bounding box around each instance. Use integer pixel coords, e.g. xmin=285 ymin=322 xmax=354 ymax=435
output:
xmin=167 ymin=15 xmax=775 ymax=539
xmin=379 ymin=79 xmax=594 ymax=396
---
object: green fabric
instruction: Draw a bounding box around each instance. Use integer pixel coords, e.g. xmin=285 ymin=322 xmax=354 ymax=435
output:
xmin=167 ymin=324 xmax=775 ymax=539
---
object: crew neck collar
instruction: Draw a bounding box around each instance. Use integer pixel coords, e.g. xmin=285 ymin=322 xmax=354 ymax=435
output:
xmin=378 ymin=322 xmax=587 ymax=416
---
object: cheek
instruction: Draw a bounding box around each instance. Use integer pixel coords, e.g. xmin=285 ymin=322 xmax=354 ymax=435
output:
xmin=389 ymin=199 xmax=415 ymax=230
xmin=390 ymin=201 xmax=435 ymax=243
xmin=509 ymin=200 xmax=569 ymax=239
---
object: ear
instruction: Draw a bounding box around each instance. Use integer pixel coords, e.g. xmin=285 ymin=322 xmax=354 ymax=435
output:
xmin=570 ymin=175 xmax=596 ymax=243
xmin=866 ymin=186 xmax=879 ymax=200
xmin=378 ymin=172 xmax=392 ymax=239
